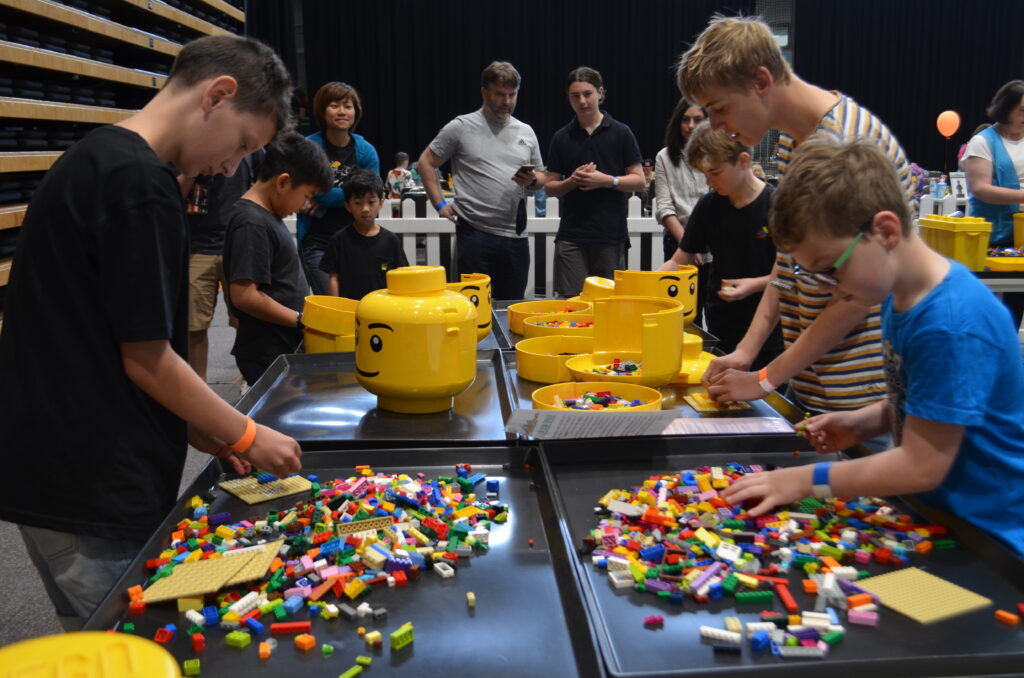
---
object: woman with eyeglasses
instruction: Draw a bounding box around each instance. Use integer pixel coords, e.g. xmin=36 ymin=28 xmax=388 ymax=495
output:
xmin=296 ymin=82 xmax=380 ymax=295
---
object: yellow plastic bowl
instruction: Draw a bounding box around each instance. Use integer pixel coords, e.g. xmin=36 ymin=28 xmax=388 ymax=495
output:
xmin=522 ymin=313 xmax=595 ymax=338
xmin=303 ymin=295 xmax=358 ymax=335
xmin=0 ymin=631 xmax=180 ymax=678
xmin=565 ymin=350 xmax=675 ymax=388
xmin=507 ymin=300 xmax=590 ymax=335
xmin=986 ymin=256 xmax=1024 ymax=272
xmin=304 ymin=327 xmax=355 ymax=353
xmin=515 ymin=335 xmax=594 ymax=384
xmin=532 ymin=381 xmax=662 ymax=411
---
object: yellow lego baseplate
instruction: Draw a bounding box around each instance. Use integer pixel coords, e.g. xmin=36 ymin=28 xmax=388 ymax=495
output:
xmin=684 ymin=392 xmax=753 ymax=413
xmin=218 ymin=475 xmax=312 ymax=504
xmin=857 ymin=566 xmax=992 ymax=624
xmin=142 ymin=540 xmax=283 ymax=603
xmin=337 ymin=515 xmax=394 ymax=536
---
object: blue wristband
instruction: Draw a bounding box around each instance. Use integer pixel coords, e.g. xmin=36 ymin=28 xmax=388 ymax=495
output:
xmin=812 ymin=462 xmax=833 ymax=499
xmin=435 ymin=199 xmax=449 ymax=211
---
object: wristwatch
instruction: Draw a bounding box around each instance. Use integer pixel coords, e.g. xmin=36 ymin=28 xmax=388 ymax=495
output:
xmin=296 ymin=311 xmax=304 ymax=329
xmin=612 ymin=175 xmax=620 ymax=189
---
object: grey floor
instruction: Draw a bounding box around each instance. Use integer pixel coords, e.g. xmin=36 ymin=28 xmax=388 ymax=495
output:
xmin=0 ymin=296 xmax=243 ymax=647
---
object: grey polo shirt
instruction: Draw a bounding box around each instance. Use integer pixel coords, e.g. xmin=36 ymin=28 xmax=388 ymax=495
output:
xmin=428 ymin=109 xmax=543 ymax=238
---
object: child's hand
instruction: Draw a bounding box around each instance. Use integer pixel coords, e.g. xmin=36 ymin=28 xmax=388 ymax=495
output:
xmin=188 ymin=425 xmax=251 ymax=474
xmin=245 ymin=424 xmax=303 ymax=478
xmin=802 ymin=412 xmax=863 ymax=454
xmin=717 ymin=278 xmax=758 ymax=302
xmin=702 ymin=350 xmax=754 ymax=387
xmin=705 ymin=368 xmax=764 ymax=403
xmin=720 ymin=465 xmax=812 ymax=517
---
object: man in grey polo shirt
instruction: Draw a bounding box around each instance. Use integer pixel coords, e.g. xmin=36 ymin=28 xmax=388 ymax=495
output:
xmin=419 ymin=61 xmax=546 ymax=300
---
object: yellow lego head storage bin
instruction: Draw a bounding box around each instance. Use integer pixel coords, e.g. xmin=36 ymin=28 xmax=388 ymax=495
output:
xmin=567 ymin=275 xmax=617 ymax=302
xmin=918 ymin=215 xmax=991 ymax=271
xmin=507 ymin=299 xmax=591 ymax=335
xmin=355 ymin=266 xmax=477 ymax=414
xmin=565 ymin=296 xmax=684 ymax=387
xmin=0 ymin=631 xmax=180 ymax=678
xmin=1014 ymin=212 xmax=1024 ymax=249
xmin=531 ymin=381 xmax=663 ymax=411
xmin=446 ymin=272 xmax=492 ymax=341
xmin=614 ymin=267 xmax=699 ymax=325
xmin=515 ymin=335 xmax=594 ymax=383
xmin=522 ymin=312 xmax=595 ymax=338
xmin=303 ymin=295 xmax=358 ymax=353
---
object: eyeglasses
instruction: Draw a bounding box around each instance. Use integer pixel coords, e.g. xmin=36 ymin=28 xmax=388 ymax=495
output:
xmin=791 ymin=229 xmax=867 ymax=287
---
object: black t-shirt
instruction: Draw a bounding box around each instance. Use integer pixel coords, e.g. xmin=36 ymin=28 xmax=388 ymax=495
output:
xmin=546 ymin=111 xmax=643 ymax=245
xmin=224 ymin=198 xmax=307 ymax=364
xmin=0 ymin=125 xmax=189 ymax=540
xmin=319 ymin=225 xmax=409 ymax=299
xmin=187 ymin=149 xmax=264 ymax=255
xmin=680 ymin=184 xmax=783 ymax=353
xmin=304 ymin=138 xmax=357 ymax=246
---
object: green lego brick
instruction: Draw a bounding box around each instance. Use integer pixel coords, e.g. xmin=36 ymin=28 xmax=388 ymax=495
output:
xmin=934 ymin=539 xmax=958 ymax=550
xmin=821 ymin=630 xmax=844 ymax=646
xmin=225 ymin=630 xmax=251 ymax=648
xmin=322 ymin=644 xmax=334 ymax=657
xmin=183 ymin=658 xmax=201 ymax=676
xmin=735 ymin=591 xmax=774 ymax=604
xmin=390 ymin=622 xmax=414 ymax=651
xmin=339 ymin=667 xmax=363 ymax=678
xmin=122 ymin=622 xmax=135 ymax=634
xmin=355 ymin=655 xmax=372 ymax=666
xmin=721 ymin=573 xmax=739 ymax=593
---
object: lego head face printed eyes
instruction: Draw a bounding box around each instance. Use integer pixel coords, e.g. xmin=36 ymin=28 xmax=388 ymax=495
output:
xmin=354 ymin=321 xmax=393 ymax=378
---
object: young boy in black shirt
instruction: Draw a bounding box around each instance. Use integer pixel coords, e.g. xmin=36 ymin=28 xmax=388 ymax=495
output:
xmin=319 ymin=169 xmax=409 ymax=299
xmin=225 ymin=132 xmax=332 ymax=385
xmin=0 ymin=35 xmax=304 ymax=627
xmin=659 ymin=122 xmax=783 ymax=367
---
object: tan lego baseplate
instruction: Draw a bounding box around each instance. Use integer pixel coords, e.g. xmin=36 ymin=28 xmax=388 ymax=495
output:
xmin=142 ymin=540 xmax=283 ymax=603
xmin=684 ymin=392 xmax=753 ymax=413
xmin=336 ymin=516 xmax=394 ymax=536
xmin=857 ymin=567 xmax=992 ymax=624
xmin=218 ymin=475 xmax=313 ymax=504
xmin=224 ymin=540 xmax=283 ymax=586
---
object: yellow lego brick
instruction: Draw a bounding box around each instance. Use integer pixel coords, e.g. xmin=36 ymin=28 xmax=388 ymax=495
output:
xmin=345 ymin=579 xmax=367 ymax=600
xmin=407 ymin=527 xmax=430 ymax=546
xmin=453 ymin=506 xmax=485 ymax=519
xmin=188 ymin=495 xmax=204 ymax=509
xmin=711 ymin=479 xmax=730 ymax=490
xmin=684 ymin=569 xmax=704 ymax=584
xmin=696 ymin=501 xmax=714 ymax=513
xmin=184 ymin=550 xmax=202 ymax=563
xmin=177 ymin=597 xmax=203 ymax=612
xmin=697 ymin=475 xmax=712 ymax=493
xmin=734 ymin=573 xmax=759 ymax=589
xmin=597 ymin=490 xmax=620 ymax=507
xmin=223 ymin=611 xmax=240 ymax=622
xmin=724 ymin=616 xmax=742 ymax=633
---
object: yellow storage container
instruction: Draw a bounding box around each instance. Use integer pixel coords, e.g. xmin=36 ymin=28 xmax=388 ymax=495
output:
xmin=985 ymin=256 xmax=1024 ymax=272
xmin=0 ymin=632 xmax=180 ymax=678
xmin=918 ymin=215 xmax=991 ymax=271
xmin=507 ymin=299 xmax=590 ymax=335
xmin=303 ymin=295 xmax=358 ymax=352
xmin=531 ymin=381 xmax=662 ymax=411
xmin=515 ymin=335 xmax=593 ymax=383
xmin=1013 ymin=212 xmax=1024 ymax=249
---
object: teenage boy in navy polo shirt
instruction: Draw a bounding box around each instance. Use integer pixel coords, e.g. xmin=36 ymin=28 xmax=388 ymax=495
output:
xmin=545 ymin=67 xmax=644 ymax=298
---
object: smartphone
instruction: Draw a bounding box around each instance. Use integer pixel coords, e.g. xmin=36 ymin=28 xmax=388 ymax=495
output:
xmin=516 ymin=164 xmax=536 ymax=175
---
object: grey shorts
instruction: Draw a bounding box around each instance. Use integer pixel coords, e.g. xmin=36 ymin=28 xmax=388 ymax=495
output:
xmin=18 ymin=524 xmax=143 ymax=622
xmin=553 ymin=240 xmax=626 ymax=298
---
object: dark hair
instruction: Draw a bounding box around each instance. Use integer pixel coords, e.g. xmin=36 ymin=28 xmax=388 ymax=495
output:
xmin=664 ymin=97 xmax=704 ymax=166
xmin=394 ymin=151 xmax=409 ymax=164
xmin=342 ymin=169 xmax=385 ymax=201
xmin=566 ymin=66 xmax=604 ymax=101
xmin=165 ymin=35 xmax=292 ymax=131
xmin=481 ymin=61 xmax=520 ymax=90
xmin=257 ymin=131 xmax=332 ymax=192
xmin=986 ymin=80 xmax=1024 ymax=124
xmin=312 ymin=81 xmax=363 ymax=132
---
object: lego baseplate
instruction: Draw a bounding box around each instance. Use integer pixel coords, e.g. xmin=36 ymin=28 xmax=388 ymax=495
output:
xmin=857 ymin=566 xmax=992 ymax=624
xmin=218 ymin=475 xmax=313 ymax=504
xmin=142 ymin=541 xmax=282 ymax=603
xmin=684 ymin=392 xmax=753 ymax=413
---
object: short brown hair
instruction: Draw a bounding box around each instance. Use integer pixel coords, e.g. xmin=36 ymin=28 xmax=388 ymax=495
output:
xmin=770 ymin=137 xmax=911 ymax=252
xmin=481 ymin=61 xmax=520 ymax=90
xmin=677 ymin=14 xmax=792 ymax=103
xmin=165 ymin=35 xmax=292 ymax=131
xmin=685 ymin=121 xmax=750 ymax=171
xmin=986 ymin=80 xmax=1024 ymax=124
xmin=312 ymin=82 xmax=363 ymax=132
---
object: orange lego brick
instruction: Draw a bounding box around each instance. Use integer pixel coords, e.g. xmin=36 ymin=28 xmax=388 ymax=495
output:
xmin=847 ymin=593 xmax=872 ymax=608
xmin=802 ymin=579 xmax=818 ymax=595
xmin=294 ymin=633 xmax=317 ymax=651
xmin=995 ymin=610 xmax=1020 ymax=625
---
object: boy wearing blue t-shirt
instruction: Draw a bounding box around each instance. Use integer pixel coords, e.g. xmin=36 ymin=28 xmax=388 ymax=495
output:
xmin=723 ymin=137 xmax=1024 ymax=557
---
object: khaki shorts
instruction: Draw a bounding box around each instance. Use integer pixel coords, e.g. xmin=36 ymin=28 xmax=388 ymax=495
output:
xmin=188 ymin=253 xmax=226 ymax=331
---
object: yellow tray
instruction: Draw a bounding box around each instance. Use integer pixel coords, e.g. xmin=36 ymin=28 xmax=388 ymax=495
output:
xmin=985 ymin=256 xmax=1024 ymax=272
xmin=532 ymin=381 xmax=662 ymax=411
xmin=515 ymin=335 xmax=593 ymax=384
xmin=507 ymin=300 xmax=590 ymax=335
xmin=566 ymin=351 xmax=675 ymax=388
xmin=522 ymin=313 xmax=595 ymax=338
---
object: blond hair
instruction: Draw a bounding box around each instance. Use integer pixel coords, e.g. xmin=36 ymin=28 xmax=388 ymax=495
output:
xmin=769 ymin=137 xmax=911 ymax=251
xmin=677 ymin=14 xmax=792 ymax=103
xmin=684 ymin=121 xmax=750 ymax=171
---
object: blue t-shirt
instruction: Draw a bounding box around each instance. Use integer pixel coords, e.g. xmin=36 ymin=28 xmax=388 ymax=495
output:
xmin=883 ymin=260 xmax=1024 ymax=556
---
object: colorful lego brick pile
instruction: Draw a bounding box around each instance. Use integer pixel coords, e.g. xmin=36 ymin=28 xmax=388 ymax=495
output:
xmin=587 ymin=359 xmax=642 ymax=376
xmin=122 ymin=465 xmax=505 ymax=665
xmin=532 ymin=320 xmax=593 ymax=328
xmin=552 ymin=390 xmax=654 ymax=410
xmin=585 ymin=463 xmax=958 ymax=658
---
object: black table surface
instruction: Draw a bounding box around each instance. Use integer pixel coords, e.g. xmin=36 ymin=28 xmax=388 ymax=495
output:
xmin=84 ymin=447 xmax=603 ymax=678
xmin=236 ymin=350 xmax=517 ymax=449
xmin=539 ymin=440 xmax=1024 ymax=678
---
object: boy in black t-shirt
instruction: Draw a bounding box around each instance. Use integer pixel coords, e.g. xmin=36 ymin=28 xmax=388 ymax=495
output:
xmin=0 ymin=36 xmax=304 ymax=627
xmin=320 ymin=169 xmax=409 ymax=300
xmin=225 ymin=132 xmax=332 ymax=385
xmin=659 ymin=122 xmax=783 ymax=366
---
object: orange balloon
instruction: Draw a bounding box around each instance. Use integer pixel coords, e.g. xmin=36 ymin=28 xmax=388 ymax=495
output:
xmin=937 ymin=110 xmax=961 ymax=139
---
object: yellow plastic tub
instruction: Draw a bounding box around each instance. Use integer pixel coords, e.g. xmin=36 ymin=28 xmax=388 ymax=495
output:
xmin=919 ymin=215 xmax=991 ymax=271
xmin=447 ymin=272 xmax=492 ymax=341
xmin=507 ymin=299 xmax=590 ymax=335
xmin=522 ymin=312 xmax=595 ymax=338
xmin=0 ymin=631 xmax=180 ymax=678
xmin=515 ymin=335 xmax=594 ymax=384
xmin=567 ymin=275 xmax=616 ymax=302
xmin=1013 ymin=212 xmax=1024 ymax=249
xmin=583 ymin=295 xmax=684 ymax=387
xmin=986 ymin=256 xmax=1024 ymax=272
xmin=303 ymin=295 xmax=358 ymax=353
xmin=614 ymin=266 xmax=699 ymax=325
xmin=531 ymin=381 xmax=663 ymax=411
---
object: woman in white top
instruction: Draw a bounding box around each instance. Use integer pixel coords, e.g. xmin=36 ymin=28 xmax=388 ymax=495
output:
xmin=655 ymin=98 xmax=708 ymax=261
xmin=963 ymin=79 xmax=1024 ymax=329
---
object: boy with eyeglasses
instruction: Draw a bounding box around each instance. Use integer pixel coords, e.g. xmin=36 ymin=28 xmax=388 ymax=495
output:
xmin=722 ymin=138 xmax=1024 ymax=559
xmin=676 ymin=15 xmax=913 ymax=425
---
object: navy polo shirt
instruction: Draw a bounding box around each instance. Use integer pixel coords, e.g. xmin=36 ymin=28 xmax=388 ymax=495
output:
xmin=546 ymin=111 xmax=643 ymax=245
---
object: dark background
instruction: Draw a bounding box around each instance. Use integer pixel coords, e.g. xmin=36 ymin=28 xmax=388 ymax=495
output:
xmin=249 ymin=0 xmax=1024 ymax=175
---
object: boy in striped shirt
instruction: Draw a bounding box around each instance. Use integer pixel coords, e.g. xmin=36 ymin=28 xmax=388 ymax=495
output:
xmin=676 ymin=15 xmax=913 ymax=424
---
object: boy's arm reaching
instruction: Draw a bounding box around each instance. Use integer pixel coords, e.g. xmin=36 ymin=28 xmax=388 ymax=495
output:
xmin=230 ymin=280 xmax=301 ymax=327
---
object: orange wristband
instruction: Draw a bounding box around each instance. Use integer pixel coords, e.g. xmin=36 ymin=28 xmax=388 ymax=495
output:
xmin=758 ymin=367 xmax=776 ymax=393
xmin=229 ymin=416 xmax=257 ymax=453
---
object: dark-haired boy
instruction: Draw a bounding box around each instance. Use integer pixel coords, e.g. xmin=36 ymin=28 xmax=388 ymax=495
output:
xmin=0 ymin=35 xmax=303 ymax=626
xmin=723 ymin=137 xmax=1024 ymax=558
xmin=319 ymin=169 xmax=409 ymax=300
xmin=225 ymin=131 xmax=332 ymax=385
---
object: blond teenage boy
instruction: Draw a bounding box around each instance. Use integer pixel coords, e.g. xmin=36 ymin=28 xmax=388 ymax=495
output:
xmin=677 ymin=15 xmax=913 ymax=420
xmin=722 ymin=138 xmax=1024 ymax=558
